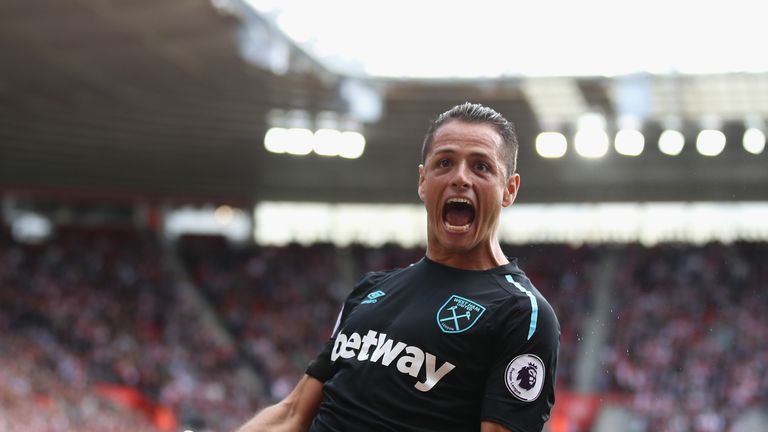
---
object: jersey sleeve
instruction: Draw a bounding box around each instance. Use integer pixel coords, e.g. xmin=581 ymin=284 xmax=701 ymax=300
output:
xmin=305 ymin=270 xmax=395 ymax=382
xmin=480 ymin=281 xmax=560 ymax=432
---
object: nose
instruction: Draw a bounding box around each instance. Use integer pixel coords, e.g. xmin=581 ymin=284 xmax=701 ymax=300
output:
xmin=451 ymin=162 xmax=471 ymax=189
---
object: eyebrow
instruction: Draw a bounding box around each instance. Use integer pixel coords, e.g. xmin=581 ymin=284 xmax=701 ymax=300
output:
xmin=431 ymin=148 xmax=494 ymax=158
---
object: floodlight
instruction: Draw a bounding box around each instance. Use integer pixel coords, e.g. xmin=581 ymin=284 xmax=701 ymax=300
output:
xmin=574 ymin=113 xmax=609 ymax=158
xmin=574 ymin=129 xmax=609 ymax=158
xmin=696 ymin=130 xmax=726 ymax=156
xmin=535 ymin=132 xmax=567 ymax=158
xmin=658 ymin=130 xmax=685 ymax=156
xmin=284 ymin=128 xmax=314 ymax=155
xmin=743 ymin=128 xmax=766 ymax=154
xmin=264 ymin=127 xmax=289 ymax=154
xmin=313 ymin=129 xmax=342 ymax=156
xmin=339 ymin=131 xmax=366 ymax=159
xmin=615 ymin=129 xmax=645 ymax=156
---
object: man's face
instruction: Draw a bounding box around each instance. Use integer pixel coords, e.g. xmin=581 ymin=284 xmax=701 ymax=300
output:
xmin=418 ymin=120 xmax=519 ymax=256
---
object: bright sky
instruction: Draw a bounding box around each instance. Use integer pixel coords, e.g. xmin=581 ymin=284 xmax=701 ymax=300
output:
xmin=245 ymin=0 xmax=765 ymax=78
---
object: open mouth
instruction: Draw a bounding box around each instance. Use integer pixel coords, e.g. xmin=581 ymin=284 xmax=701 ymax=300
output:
xmin=442 ymin=198 xmax=475 ymax=233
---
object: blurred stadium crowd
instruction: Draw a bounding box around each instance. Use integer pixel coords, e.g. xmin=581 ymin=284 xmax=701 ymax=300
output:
xmin=1 ymin=225 xmax=766 ymax=432
xmin=602 ymin=243 xmax=768 ymax=431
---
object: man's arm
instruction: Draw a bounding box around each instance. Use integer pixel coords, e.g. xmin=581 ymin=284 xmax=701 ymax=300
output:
xmin=236 ymin=374 xmax=324 ymax=432
xmin=480 ymin=422 xmax=512 ymax=432
xmin=481 ymin=421 xmax=513 ymax=432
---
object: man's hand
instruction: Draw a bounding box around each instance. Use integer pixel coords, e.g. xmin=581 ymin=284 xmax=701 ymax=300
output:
xmin=236 ymin=374 xmax=324 ymax=432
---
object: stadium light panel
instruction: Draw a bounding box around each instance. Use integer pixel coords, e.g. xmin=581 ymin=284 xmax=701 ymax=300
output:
xmin=696 ymin=129 xmax=726 ymax=156
xmin=614 ymin=129 xmax=645 ymax=156
xmin=264 ymin=127 xmax=289 ymax=153
xmin=313 ymin=128 xmax=342 ymax=156
xmin=535 ymin=132 xmax=567 ymax=158
xmin=743 ymin=128 xmax=766 ymax=154
xmin=574 ymin=113 xmax=609 ymax=158
xmin=285 ymin=128 xmax=314 ymax=155
xmin=574 ymin=129 xmax=609 ymax=158
xmin=658 ymin=130 xmax=685 ymax=156
xmin=338 ymin=131 xmax=366 ymax=159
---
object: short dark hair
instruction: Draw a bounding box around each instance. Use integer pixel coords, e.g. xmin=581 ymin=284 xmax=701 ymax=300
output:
xmin=421 ymin=102 xmax=518 ymax=176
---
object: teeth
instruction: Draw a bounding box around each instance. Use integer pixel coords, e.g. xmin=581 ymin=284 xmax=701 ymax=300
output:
xmin=447 ymin=198 xmax=471 ymax=205
xmin=445 ymin=222 xmax=471 ymax=233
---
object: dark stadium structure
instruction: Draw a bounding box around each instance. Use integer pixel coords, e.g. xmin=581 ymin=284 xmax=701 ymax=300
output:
xmin=2 ymin=0 xmax=767 ymax=206
xmin=1 ymin=1 xmax=767 ymax=432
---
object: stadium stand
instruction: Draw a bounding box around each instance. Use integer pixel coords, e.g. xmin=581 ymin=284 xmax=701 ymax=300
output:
xmin=0 ymin=333 xmax=159 ymax=432
xmin=3 ymin=220 xmax=768 ymax=431
xmin=0 ymin=227 xmax=259 ymax=432
xmin=600 ymin=242 xmax=768 ymax=432
xmin=3 ymin=1 xmax=767 ymax=430
xmin=178 ymin=236 xmax=345 ymax=402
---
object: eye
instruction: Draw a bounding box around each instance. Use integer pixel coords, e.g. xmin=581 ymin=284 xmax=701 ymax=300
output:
xmin=437 ymin=159 xmax=451 ymax=168
xmin=475 ymin=161 xmax=490 ymax=172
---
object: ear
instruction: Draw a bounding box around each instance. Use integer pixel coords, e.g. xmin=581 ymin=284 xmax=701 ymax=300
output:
xmin=502 ymin=173 xmax=520 ymax=207
xmin=417 ymin=164 xmax=425 ymax=202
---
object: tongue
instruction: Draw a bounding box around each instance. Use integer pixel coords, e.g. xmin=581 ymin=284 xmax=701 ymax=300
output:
xmin=445 ymin=208 xmax=473 ymax=226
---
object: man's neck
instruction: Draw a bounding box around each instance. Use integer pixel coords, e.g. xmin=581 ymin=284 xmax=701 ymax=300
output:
xmin=426 ymin=241 xmax=509 ymax=271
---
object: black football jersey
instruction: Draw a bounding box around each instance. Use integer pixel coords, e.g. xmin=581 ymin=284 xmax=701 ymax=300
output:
xmin=306 ymin=257 xmax=560 ymax=432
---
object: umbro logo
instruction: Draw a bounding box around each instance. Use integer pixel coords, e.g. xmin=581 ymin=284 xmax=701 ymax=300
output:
xmin=361 ymin=290 xmax=386 ymax=304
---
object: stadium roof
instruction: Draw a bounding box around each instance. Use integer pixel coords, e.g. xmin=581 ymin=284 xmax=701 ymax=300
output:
xmin=1 ymin=0 xmax=766 ymax=207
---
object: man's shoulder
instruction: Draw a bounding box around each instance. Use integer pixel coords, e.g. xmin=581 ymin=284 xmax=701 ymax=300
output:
xmin=490 ymin=270 xmax=560 ymax=339
xmin=356 ymin=267 xmax=402 ymax=287
xmin=498 ymin=271 xmax=551 ymax=308
xmin=348 ymin=261 xmax=420 ymax=300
